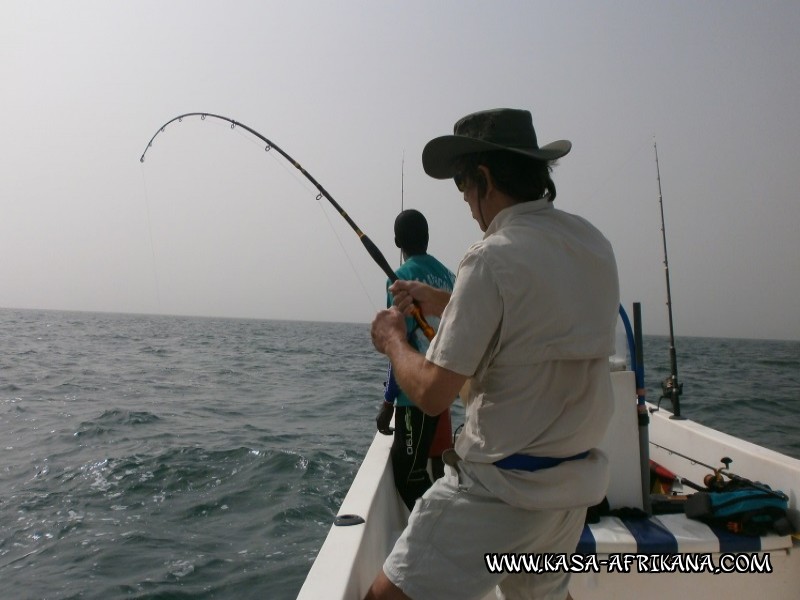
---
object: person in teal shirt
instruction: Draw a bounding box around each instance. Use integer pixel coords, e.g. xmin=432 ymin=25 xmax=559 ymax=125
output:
xmin=376 ymin=209 xmax=456 ymax=511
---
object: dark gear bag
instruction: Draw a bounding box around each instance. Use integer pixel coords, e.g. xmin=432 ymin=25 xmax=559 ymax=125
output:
xmin=685 ymin=488 xmax=792 ymax=536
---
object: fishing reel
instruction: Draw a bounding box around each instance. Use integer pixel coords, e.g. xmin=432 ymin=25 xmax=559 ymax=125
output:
xmin=703 ymin=457 xmax=732 ymax=491
xmin=659 ymin=376 xmax=683 ymax=402
xmin=701 ymin=457 xmax=784 ymax=497
xmin=657 ymin=375 xmax=684 ymax=417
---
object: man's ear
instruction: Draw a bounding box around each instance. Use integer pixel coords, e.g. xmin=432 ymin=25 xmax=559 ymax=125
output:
xmin=476 ymin=165 xmax=494 ymax=196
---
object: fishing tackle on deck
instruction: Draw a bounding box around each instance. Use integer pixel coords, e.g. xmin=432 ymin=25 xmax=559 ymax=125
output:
xmin=140 ymin=112 xmax=435 ymax=340
xmin=649 ymin=442 xmax=788 ymax=500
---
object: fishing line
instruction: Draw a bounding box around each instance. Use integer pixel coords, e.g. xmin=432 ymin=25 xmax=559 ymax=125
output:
xmin=140 ymin=112 xmax=433 ymax=337
xmin=314 ymin=199 xmax=378 ymax=312
xmin=138 ymin=165 xmax=163 ymax=312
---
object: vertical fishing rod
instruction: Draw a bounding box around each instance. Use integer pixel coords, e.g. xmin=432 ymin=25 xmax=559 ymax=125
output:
xmin=140 ymin=112 xmax=435 ymax=340
xmin=654 ymin=139 xmax=683 ymax=419
xmin=400 ymin=152 xmax=405 ymax=266
xmin=401 ymin=152 xmax=405 ymax=213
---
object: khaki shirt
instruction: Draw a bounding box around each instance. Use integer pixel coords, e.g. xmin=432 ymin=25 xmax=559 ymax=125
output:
xmin=426 ymin=199 xmax=620 ymax=509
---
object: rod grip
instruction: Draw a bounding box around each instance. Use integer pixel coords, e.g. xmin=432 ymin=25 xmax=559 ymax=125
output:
xmin=361 ymin=233 xmax=437 ymax=341
xmin=411 ymin=306 xmax=436 ymax=341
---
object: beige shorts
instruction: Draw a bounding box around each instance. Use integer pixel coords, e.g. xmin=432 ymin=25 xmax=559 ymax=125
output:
xmin=383 ymin=462 xmax=586 ymax=600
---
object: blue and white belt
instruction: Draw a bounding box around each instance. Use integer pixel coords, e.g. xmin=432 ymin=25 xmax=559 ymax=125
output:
xmin=494 ymin=451 xmax=589 ymax=472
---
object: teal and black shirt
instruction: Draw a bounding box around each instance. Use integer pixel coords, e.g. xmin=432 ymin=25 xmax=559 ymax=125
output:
xmin=386 ymin=253 xmax=456 ymax=407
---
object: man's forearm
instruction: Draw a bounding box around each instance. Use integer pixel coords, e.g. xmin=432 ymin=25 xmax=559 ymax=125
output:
xmin=384 ymin=337 xmax=465 ymax=416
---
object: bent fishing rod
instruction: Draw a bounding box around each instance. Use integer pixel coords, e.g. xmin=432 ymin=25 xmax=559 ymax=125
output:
xmin=140 ymin=112 xmax=435 ymax=340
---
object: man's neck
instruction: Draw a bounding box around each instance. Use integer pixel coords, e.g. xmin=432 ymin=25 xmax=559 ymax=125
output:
xmin=481 ymin=191 xmax=518 ymax=229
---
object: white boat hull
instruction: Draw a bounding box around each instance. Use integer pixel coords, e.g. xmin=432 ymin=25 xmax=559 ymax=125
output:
xmin=298 ymin=429 xmax=408 ymax=599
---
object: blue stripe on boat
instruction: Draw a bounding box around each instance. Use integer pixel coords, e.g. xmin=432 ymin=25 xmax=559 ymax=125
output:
xmin=576 ymin=515 xmax=780 ymax=556
xmin=624 ymin=518 xmax=678 ymax=553
xmin=711 ymin=525 xmax=762 ymax=553
xmin=576 ymin=524 xmax=597 ymax=554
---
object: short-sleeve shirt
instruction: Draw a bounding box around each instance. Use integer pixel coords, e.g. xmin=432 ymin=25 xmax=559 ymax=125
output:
xmin=426 ymin=199 xmax=620 ymax=509
xmin=387 ymin=254 xmax=455 ymax=407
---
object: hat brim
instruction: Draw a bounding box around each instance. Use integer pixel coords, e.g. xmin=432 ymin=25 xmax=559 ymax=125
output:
xmin=422 ymin=136 xmax=572 ymax=180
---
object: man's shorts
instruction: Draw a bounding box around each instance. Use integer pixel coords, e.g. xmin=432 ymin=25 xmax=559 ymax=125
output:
xmin=383 ymin=462 xmax=586 ymax=600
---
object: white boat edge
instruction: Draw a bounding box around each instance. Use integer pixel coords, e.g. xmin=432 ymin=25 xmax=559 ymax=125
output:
xmin=297 ymin=368 xmax=800 ymax=599
xmin=297 ymin=423 xmax=407 ymax=599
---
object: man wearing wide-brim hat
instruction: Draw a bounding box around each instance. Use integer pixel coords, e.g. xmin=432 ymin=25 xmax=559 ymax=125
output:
xmin=369 ymin=108 xmax=620 ymax=600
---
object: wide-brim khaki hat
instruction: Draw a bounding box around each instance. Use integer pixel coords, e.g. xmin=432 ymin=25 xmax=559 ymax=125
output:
xmin=422 ymin=108 xmax=571 ymax=179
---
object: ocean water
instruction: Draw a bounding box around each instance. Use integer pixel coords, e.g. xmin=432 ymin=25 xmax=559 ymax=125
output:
xmin=1 ymin=309 xmax=798 ymax=599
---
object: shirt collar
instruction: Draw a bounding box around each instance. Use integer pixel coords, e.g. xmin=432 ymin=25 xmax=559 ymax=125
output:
xmin=484 ymin=198 xmax=552 ymax=237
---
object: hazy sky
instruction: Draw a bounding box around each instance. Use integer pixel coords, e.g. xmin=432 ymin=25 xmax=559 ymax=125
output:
xmin=2 ymin=1 xmax=798 ymax=340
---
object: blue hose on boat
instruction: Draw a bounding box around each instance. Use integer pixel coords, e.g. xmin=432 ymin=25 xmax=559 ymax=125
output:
xmin=618 ymin=305 xmax=644 ymax=406
xmin=618 ymin=304 xmax=652 ymax=513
